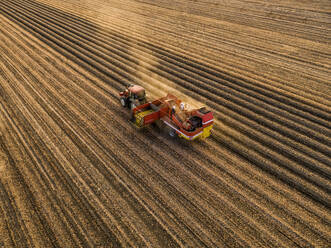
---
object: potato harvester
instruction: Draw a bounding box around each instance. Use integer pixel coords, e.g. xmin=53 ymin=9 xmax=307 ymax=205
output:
xmin=119 ymin=84 xmax=214 ymax=140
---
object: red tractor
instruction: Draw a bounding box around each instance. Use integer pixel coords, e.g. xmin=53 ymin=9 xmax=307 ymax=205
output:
xmin=119 ymin=85 xmax=214 ymax=140
xmin=119 ymin=84 xmax=147 ymax=110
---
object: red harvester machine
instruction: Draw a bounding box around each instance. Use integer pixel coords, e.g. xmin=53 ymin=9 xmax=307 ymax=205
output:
xmin=119 ymin=85 xmax=214 ymax=140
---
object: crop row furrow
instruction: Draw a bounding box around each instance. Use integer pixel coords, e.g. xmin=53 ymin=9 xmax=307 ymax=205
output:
xmin=0 ymin=179 xmax=31 ymax=248
xmin=211 ymin=126 xmax=331 ymax=208
xmin=95 ymin=2 xmax=331 ymax=80
xmin=104 ymin=11 xmax=331 ymax=87
xmin=188 ymin=137 xmax=331 ymax=240
xmin=51 ymin=0 xmax=331 ymax=92
xmin=0 ymin=104 xmax=67 ymax=248
xmin=134 ymin=0 xmax=330 ymax=43
xmin=32 ymin=0 xmax=331 ymax=79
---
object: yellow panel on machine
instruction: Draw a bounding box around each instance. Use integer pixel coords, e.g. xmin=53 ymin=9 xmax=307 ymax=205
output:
xmin=134 ymin=109 xmax=154 ymax=127
xmin=178 ymin=125 xmax=213 ymax=140
xmin=200 ymin=125 xmax=213 ymax=139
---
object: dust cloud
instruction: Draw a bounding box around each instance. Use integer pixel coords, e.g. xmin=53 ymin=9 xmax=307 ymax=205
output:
xmin=128 ymin=48 xmax=206 ymax=110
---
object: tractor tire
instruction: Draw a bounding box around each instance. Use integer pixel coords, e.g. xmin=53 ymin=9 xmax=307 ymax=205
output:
xmin=130 ymin=110 xmax=135 ymax=122
xmin=120 ymin=97 xmax=126 ymax=107
xmin=130 ymin=102 xmax=136 ymax=110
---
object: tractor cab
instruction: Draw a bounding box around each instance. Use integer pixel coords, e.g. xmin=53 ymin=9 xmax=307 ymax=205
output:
xmin=129 ymin=85 xmax=146 ymax=101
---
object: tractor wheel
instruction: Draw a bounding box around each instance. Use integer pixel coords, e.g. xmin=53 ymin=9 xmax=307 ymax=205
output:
xmin=120 ymin=97 xmax=126 ymax=107
xmin=130 ymin=102 xmax=136 ymax=110
xmin=130 ymin=110 xmax=135 ymax=122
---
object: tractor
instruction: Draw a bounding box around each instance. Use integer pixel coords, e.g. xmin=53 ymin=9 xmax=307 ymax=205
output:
xmin=119 ymin=84 xmax=147 ymax=110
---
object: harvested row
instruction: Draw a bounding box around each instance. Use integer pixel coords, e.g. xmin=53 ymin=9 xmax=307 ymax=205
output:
xmin=55 ymin=0 xmax=331 ymax=84
xmin=83 ymin=0 xmax=331 ymax=83
xmin=34 ymin=0 xmax=331 ymax=79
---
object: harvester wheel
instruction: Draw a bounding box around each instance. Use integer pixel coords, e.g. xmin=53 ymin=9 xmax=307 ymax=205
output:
xmin=166 ymin=126 xmax=177 ymax=138
xmin=169 ymin=129 xmax=177 ymax=137
xmin=120 ymin=97 xmax=126 ymax=107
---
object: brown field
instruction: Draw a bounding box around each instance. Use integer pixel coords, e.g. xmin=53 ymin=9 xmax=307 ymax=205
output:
xmin=0 ymin=0 xmax=330 ymax=247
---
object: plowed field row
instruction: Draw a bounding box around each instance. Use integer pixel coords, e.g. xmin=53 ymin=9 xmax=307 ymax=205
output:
xmin=0 ymin=0 xmax=330 ymax=247
xmin=34 ymin=0 xmax=331 ymax=102
xmin=132 ymin=0 xmax=331 ymax=43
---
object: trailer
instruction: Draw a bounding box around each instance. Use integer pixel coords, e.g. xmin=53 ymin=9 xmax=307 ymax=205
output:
xmin=120 ymin=86 xmax=213 ymax=140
